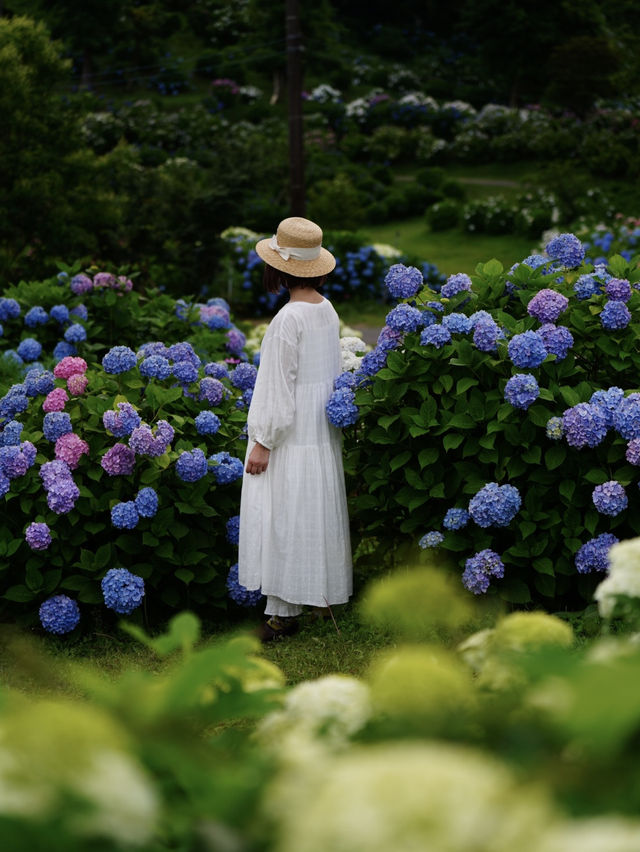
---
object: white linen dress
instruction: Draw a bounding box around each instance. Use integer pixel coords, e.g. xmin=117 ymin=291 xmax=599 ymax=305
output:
xmin=238 ymin=297 xmax=352 ymax=609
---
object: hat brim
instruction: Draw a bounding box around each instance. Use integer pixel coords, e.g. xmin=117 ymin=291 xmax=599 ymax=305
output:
xmin=255 ymin=238 xmax=336 ymax=277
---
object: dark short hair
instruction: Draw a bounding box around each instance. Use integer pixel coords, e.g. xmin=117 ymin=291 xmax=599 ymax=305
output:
xmin=263 ymin=264 xmax=328 ymax=294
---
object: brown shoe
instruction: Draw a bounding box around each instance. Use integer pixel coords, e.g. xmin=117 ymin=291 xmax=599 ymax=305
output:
xmin=256 ymin=616 xmax=300 ymax=643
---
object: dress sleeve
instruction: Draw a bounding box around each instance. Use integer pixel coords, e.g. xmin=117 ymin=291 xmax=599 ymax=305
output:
xmin=247 ymin=320 xmax=299 ymax=450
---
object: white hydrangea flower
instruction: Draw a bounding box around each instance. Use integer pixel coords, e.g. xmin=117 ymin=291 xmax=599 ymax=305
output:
xmin=371 ymin=242 xmax=402 ymax=258
xmin=342 ymin=351 xmax=363 ymax=372
xmin=340 ymin=336 xmax=368 ymax=355
xmin=533 ymin=816 xmax=640 ymax=852
xmin=594 ymin=537 xmax=640 ymax=618
xmin=308 ymin=84 xmax=342 ymax=103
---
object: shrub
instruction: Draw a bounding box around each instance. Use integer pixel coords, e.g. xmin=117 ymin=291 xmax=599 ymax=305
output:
xmin=427 ymin=201 xmax=460 ymax=231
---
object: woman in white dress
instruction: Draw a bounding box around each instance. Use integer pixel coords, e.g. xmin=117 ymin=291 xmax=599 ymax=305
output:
xmin=238 ymin=217 xmax=352 ymax=641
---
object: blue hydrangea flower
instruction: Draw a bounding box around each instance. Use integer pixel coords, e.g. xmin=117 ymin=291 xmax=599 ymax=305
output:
xmin=573 ymin=274 xmax=602 ymax=300
xmin=0 ymin=297 xmax=21 ymax=320
xmin=226 ymin=562 xmax=263 ymax=606
xmin=469 ymin=482 xmax=521 ymax=528
xmin=420 ymin=324 xmax=451 ymax=348
xmin=504 ymin=373 xmax=539 ymax=410
xmin=600 ymin=300 xmax=631 ymax=330
xmin=575 ymin=533 xmax=619 ymax=574
xmin=111 ymin=501 xmax=139 ymax=529
xmin=101 ymin=567 xmax=145 ymax=614
xmin=441 ymin=273 xmax=472 ymax=298
xmin=592 ymin=480 xmax=628 ymax=517
xmin=195 ymin=410 xmax=221 ymax=435
xmin=167 ymin=341 xmax=200 ymax=366
xmin=63 ymin=323 xmax=86 ymax=343
xmin=24 ymin=306 xmax=48 ymax=327
xmin=385 ymin=304 xmax=422 ymax=333
xmin=70 ymin=304 xmax=88 ymax=321
xmin=360 ymin=347 xmax=388 ymax=376
xmin=230 ymin=363 xmax=258 ymax=391
xmin=208 ymin=451 xmax=244 ymax=484
xmin=443 ymin=508 xmax=469 ymax=530
xmin=103 ymin=402 xmax=141 ymax=437
xmin=612 ymin=393 xmax=640 ymax=440
xmin=427 ymin=301 xmax=445 ymax=313
xmin=537 ymin=324 xmax=573 ymax=360
xmin=176 ymin=448 xmax=208 ymax=482
xmin=546 ymin=417 xmax=564 ymax=440
xmin=563 ymin=403 xmax=608 ymax=448
xmin=17 ymin=338 xmax=42 ymax=362
xmin=605 ymin=278 xmax=632 ymax=302
xmin=522 ymin=254 xmax=548 ymax=270
xmin=384 ymin=263 xmax=423 ymax=299
xmin=334 ymin=372 xmax=358 ymax=390
xmin=135 ymin=487 xmax=158 ymax=518
xmin=173 ymin=360 xmax=199 ymax=384
xmin=53 ymin=341 xmax=76 ymax=361
xmin=419 ymin=530 xmax=444 ymax=548
xmin=469 ymin=310 xmax=494 ymax=328
xmin=473 ymin=320 xmax=504 ymax=352
xmin=545 ymin=233 xmax=585 ymax=268
xmin=462 ymin=549 xmax=505 ymax=594
xmin=226 ymin=515 xmax=240 ymax=545
xmin=0 ymin=384 xmax=29 ymax=419
xmin=43 ymin=411 xmax=73 ymax=442
xmin=326 ymin=388 xmax=359 ymax=427
xmin=23 ymin=368 xmax=55 ymax=397
xmin=139 ymin=355 xmax=172 ymax=380
xmin=39 ymin=594 xmax=80 ymax=634
xmin=590 ymin=387 xmax=624 ymax=427
xmin=204 ymin=362 xmax=229 ymax=380
xmin=442 ymin=312 xmax=472 ymax=334
xmin=507 ymin=331 xmax=547 ymax=368
xmin=199 ymin=377 xmax=225 ymax=406
xmin=375 ymin=325 xmax=403 ymax=353
xmin=102 ymin=346 xmax=137 ymax=374
xmin=138 ymin=341 xmax=169 ymax=360
xmin=50 ymin=304 xmax=70 ymax=324
xmin=0 ymin=471 xmax=9 ymax=497
xmin=0 ymin=420 xmax=23 ymax=446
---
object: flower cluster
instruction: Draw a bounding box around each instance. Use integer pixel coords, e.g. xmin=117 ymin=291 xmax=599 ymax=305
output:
xmin=55 ymin=433 xmax=89 ymax=469
xmin=443 ymin=508 xmax=469 ymax=530
xmin=102 ymin=346 xmax=137 ymax=374
xmin=504 ymin=373 xmax=539 ymax=410
xmin=0 ymin=441 xmax=36 ymax=481
xmin=70 ymin=270 xmax=133 ymax=295
xmin=546 ymin=417 xmax=564 ymax=440
xmin=111 ymin=501 xmax=139 ymax=529
xmin=462 ymin=549 xmax=505 ymax=594
xmin=545 ymin=233 xmax=585 ymax=268
xmin=469 ymin=482 xmax=521 ymax=528
xmin=43 ymin=411 xmax=73 ymax=442
xmin=419 ymin=531 xmax=444 ymax=548
xmin=562 ymin=403 xmax=608 ymax=448
xmin=226 ymin=562 xmax=262 ymax=606
xmin=592 ymin=481 xmax=628 ymax=517
xmin=384 ymin=263 xmax=423 ymax=299
xmin=208 ymin=451 xmax=244 ymax=484
xmin=612 ymin=394 xmax=640 ymax=440
xmin=17 ymin=338 xmax=42 ymax=362
xmin=39 ymin=459 xmax=79 ymax=514
xmin=135 ymin=487 xmax=158 ymax=518
xmin=103 ymin=402 xmax=142 ymax=437
xmin=600 ymin=300 xmax=631 ymax=330
xmin=101 ymin=443 xmax=136 ymax=476
xmin=326 ymin=388 xmax=359 ymax=427
xmin=385 ymin=304 xmax=422 ymax=333
xmin=590 ymin=387 xmax=624 ymax=426
xmin=441 ymin=273 xmax=472 ymax=299
xmin=230 ymin=363 xmax=258 ymax=391
xmin=226 ymin=515 xmax=240 ymax=545
xmin=129 ymin=420 xmax=174 ymax=457
xmin=53 ymin=356 xmax=87 ymax=380
xmin=199 ymin=377 xmax=225 ymax=406
xmin=536 ymin=324 xmax=573 ymax=360
xmin=176 ymin=448 xmax=208 ymax=482
xmin=39 ymin=594 xmax=80 ymax=634
xmin=507 ymin=331 xmax=547 ymax=368
xmin=605 ymin=278 xmax=632 ymax=302
xmin=472 ymin=317 xmax=504 ymax=352
xmin=42 ymin=388 xmax=69 ymax=413
xmin=575 ymin=533 xmax=619 ymax=574
xmin=101 ymin=567 xmax=145 ymax=614
xmin=526 ymin=289 xmax=569 ymax=324
xmin=25 ymin=521 xmax=51 ymax=551
xmin=442 ymin=313 xmax=472 ymax=334
xmin=420 ymin=324 xmax=451 ymax=348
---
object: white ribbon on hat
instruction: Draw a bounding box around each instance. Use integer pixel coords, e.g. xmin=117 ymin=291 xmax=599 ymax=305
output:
xmin=269 ymin=234 xmax=321 ymax=262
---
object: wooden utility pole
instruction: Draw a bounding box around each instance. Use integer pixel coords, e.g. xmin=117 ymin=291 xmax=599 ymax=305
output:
xmin=286 ymin=0 xmax=305 ymax=216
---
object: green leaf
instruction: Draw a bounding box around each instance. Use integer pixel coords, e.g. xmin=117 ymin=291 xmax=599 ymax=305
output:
xmin=143 ymin=532 xmax=159 ymax=547
xmin=448 ymin=413 xmax=474 ymax=429
xmin=175 ymin=568 xmax=195 ymax=584
xmin=390 ymin=451 xmax=412 ymax=472
xmin=519 ymin=521 xmax=536 ymax=540
xmin=483 ymin=258 xmax=504 ymax=276
xmin=94 ymin=543 xmax=112 ymax=571
xmin=443 ymin=433 xmax=464 ymax=451
xmin=4 ymin=584 xmax=35 ymax=602
xmin=584 ymin=468 xmax=608 ymax=485
xmin=418 ymin=447 xmax=439 ymax=468
xmin=456 ymin=377 xmax=479 ymax=394
xmin=545 ymin=445 xmax=566 ymax=471
xmin=559 ymin=480 xmax=575 ymax=501
xmin=533 ymin=557 xmax=554 ymax=576
xmin=499 ymin=579 xmax=531 ymax=604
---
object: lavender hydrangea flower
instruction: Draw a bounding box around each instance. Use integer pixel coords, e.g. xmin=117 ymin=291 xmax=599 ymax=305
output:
xmin=546 ymin=417 xmax=564 ymax=440
xmin=537 ymin=324 xmax=573 ymax=360
xmin=195 ymin=410 xmax=221 ymax=435
xmin=590 ymin=387 xmax=624 ymax=427
xmin=64 ymin=323 xmax=87 ymax=343
xmin=176 ymin=448 xmax=208 ymax=482
xmin=226 ymin=563 xmax=262 ymax=606
xmin=0 ymin=443 xmax=35 ymax=479
xmin=377 ymin=326 xmax=404 ymax=351
xmin=110 ymin=501 xmax=139 ymax=529
xmin=605 ymin=278 xmax=632 ymax=302
xmin=39 ymin=459 xmax=72 ymax=489
xmin=231 ymin=363 xmax=258 ymax=391
xmin=102 ymin=346 xmax=137 ymax=374
xmin=139 ymin=355 xmax=172 ymax=380
xmin=70 ymin=273 xmax=93 ymax=295
xmin=226 ymin=328 xmax=246 ymax=355
xmin=385 ymin=304 xmax=422 ymax=333
xmin=226 ymin=515 xmax=240 ymax=545
xmin=592 ymin=481 xmax=628 ymax=516
xmin=326 ymin=388 xmax=359 ymax=427
xmin=46 ymin=477 xmax=80 ymax=514
xmin=129 ymin=421 xmax=173 ymax=457
xmin=17 ymin=338 xmax=42 ymax=362
xmin=469 ymin=482 xmax=521 ymax=528
xmin=462 ymin=549 xmax=505 ymax=594
xmin=135 ymin=487 xmax=158 ymax=518
xmin=626 ymin=439 xmax=640 ymax=465
xmin=442 ymin=313 xmax=472 ymax=334
xmin=473 ymin=319 xmax=504 ymax=352
xmin=138 ymin=341 xmax=169 ymax=360
xmin=43 ymin=412 xmax=73 ymax=442
xmin=441 ymin=273 xmax=472 ymax=298
xmin=39 ymin=595 xmax=80 ymax=634
xmin=612 ymin=393 xmax=640 ymax=440
xmin=443 ymin=508 xmax=470 ymax=530
xmin=575 ymin=533 xmax=619 ymax=574
xmin=504 ymin=373 xmax=539 ymax=410
xmin=24 ymin=306 xmax=48 ymax=327
xmin=0 ymin=472 xmax=9 ymax=497
xmin=563 ymin=403 xmax=608 ymax=448
xmin=527 ymin=289 xmax=569 ymax=324
xmin=545 ymin=233 xmax=585 ymax=268
xmin=384 ymin=263 xmax=423 ymax=299
xmin=420 ymin=324 xmax=451 ymax=348
xmin=507 ymin=331 xmax=547 ymax=368
xmin=167 ymin=342 xmax=200 ymax=366
xmin=600 ymin=300 xmax=631 ymax=330
xmin=101 ymin=443 xmax=136 ymax=476
xmin=103 ymin=402 xmax=142 ymax=437
xmin=101 ymin=567 xmax=145 ymax=614
xmin=93 ymin=272 xmax=116 ymax=288
xmin=25 ymin=522 xmax=51 ymax=551
xmin=199 ymin=377 xmax=225 ymax=406
xmin=208 ymin=451 xmax=244 ymax=484
xmin=419 ymin=530 xmax=444 ymax=548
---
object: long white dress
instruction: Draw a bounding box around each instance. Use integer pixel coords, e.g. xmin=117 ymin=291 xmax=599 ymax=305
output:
xmin=238 ymin=298 xmax=352 ymax=607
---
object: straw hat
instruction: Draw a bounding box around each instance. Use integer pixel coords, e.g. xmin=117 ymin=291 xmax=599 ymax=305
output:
xmin=255 ymin=217 xmax=336 ymax=277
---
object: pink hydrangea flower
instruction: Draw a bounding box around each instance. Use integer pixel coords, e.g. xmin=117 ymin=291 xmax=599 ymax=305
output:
xmin=93 ymin=272 xmax=116 ymax=288
xmin=54 ymin=356 xmax=88 ymax=379
xmin=43 ymin=387 xmax=69 ymax=412
xmin=116 ymin=275 xmax=133 ymax=292
xmin=55 ymin=433 xmax=89 ymax=469
xmin=67 ymin=373 xmax=88 ymax=395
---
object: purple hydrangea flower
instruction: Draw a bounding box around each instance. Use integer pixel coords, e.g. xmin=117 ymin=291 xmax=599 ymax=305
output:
xmin=226 ymin=562 xmax=262 ymax=606
xmin=139 ymin=355 xmax=172 ymax=380
xmin=612 ymin=393 xmax=640 ymax=440
xmin=167 ymin=341 xmax=200 ymax=366
xmin=17 ymin=338 xmax=42 ymax=362
xmin=102 ymin=346 xmax=137 ymax=374
xmin=129 ymin=422 xmax=173 ymax=457
xmin=545 ymin=233 xmax=585 ymax=268
xmin=600 ymin=300 xmax=631 ymax=330
xmin=25 ymin=522 xmax=51 ymax=551
xmin=199 ymin=377 xmax=225 ymax=406
xmin=419 ymin=530 xmax=444 ymax=548
xmin=43 ymin=411 xmax=73 ymax=442
xmin=605 ymin=278 xmax=632 ymax=302
xmin=208 ymin=451 xmax=244 ymax=484
xmin=39 ymin=459 xmax=72 ymax=489
xmin=231 ymin=363 xmax=258 ymax=391
xmin=377 ymin=325 xmax=404 ymax=351
xmin=103 ymin=402 xmax=142 ymax=437
xmin=420 ymin=324 xmax=451 ymax=348
xmin=0 ymin=443 xmax=34 ymax=479
xmin=504 ymin=373 xmax=539 ymax=410
xmin=195 ymin=410 xmax=221 ymax=435
xmin=110 ymin=501 xmax=139 ymax=529
xmin=226 ymin=328 xmax=246 ymax=355
xmin=101 ymin=443 xmax=136 ymax=476
xmin=64 ymin=323 xmax=87 ymax=344
xmin=326 ymin=388 xmax=359 ymax=427
xmin=93 ymin=272 xmax=116 ymax=288
xmin=592 ymin=480 xmax=628 ymax=517
xmin=507 ymin=331 xmax=547 ymax=368
xmin=443 ymin=508 xmax=469 ymax=530
xmin=590 ymin=387 xmax=624 ymax=427
xmin=441 ymin=273 xmax=472 ymax=298
xmin=101 ymin=567 xmax=145 ymax=614
xmin=39 ymin=595 xmax=80 ymax=634
xmin=0 ymin=471 xmax=9 ymax=497
xmin=469 ymin=482 xmax=521 ymax=528
xmin=575 ymin=533 xmax=619 ymax=574
xmin=135 ymin=487 xmax=158 ymax=518
xmin=527 ymin=289 xmax=569 ymax=324
xmin=70 ymin=273 xmax=93 ymax=295
xmin=626 ymin=438 xmax=640 ymax=465
xmin=226 ymin=515 xmax=240 ymax=545
xmin=537 ymin=324 xmax=573 ymax=360
xmin=385 ymin=304 xmax=422 ymax=333
xmin=462 ymin=549 xmax=505 ymax=594
xmin=46 ymin=478 xmax=80 ymax=514
xmin=176 ymin=448 xmax=209 ymax=482
xmin=384 ymin=263 xmax=423 ymax=299
xmin=563 ymin=403 xmax=608 ymax=448
xmin=473 ymin=319 xmax=504 ymax=352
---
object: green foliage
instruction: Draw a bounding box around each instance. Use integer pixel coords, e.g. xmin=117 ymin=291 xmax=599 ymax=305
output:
xmin=426 ymin=200 xmax=460 ymax=231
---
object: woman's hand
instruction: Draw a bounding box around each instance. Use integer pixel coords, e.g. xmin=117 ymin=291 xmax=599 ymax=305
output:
xmin=246 ymin=442 xmax=271 ymax=475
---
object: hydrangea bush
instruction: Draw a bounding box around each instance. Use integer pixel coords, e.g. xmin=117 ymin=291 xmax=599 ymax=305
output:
xmin=334 ymin=238 xmax=640 ymax=605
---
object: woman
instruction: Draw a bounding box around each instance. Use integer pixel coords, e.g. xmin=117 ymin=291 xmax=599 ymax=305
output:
xmin=238 ymin=217 xmax=352 ymax=641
